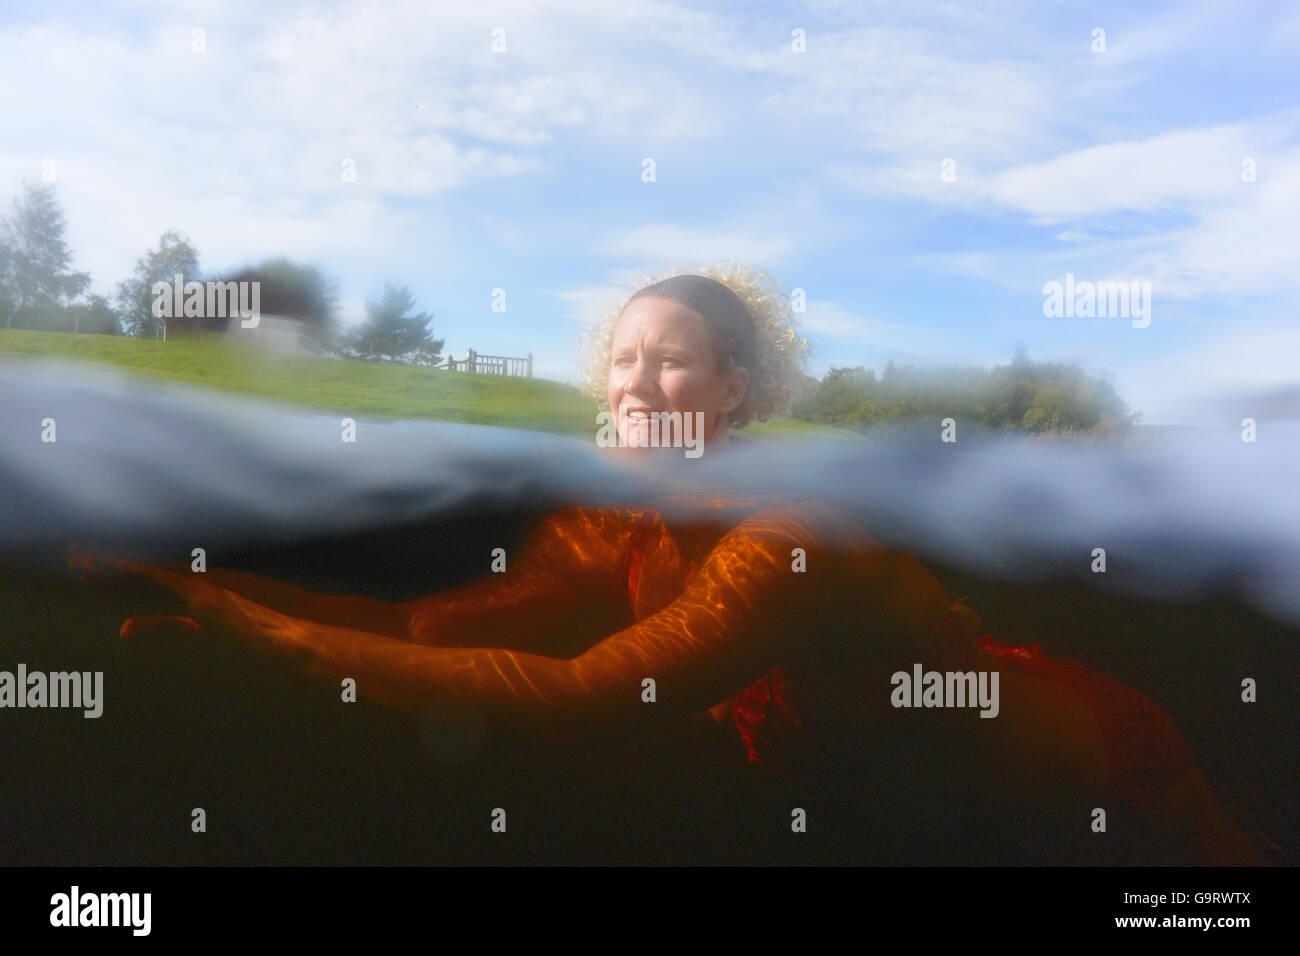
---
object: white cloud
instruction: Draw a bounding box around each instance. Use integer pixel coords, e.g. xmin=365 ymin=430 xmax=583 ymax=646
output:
xmin=986 ymin=125 xmax=1254 ymax=219
xmin=839 ymin=114 xmax=1300 ymax=307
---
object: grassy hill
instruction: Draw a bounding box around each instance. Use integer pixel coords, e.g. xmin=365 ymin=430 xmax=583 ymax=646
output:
xmin=0 ymin=330 xmax=850 ymax=440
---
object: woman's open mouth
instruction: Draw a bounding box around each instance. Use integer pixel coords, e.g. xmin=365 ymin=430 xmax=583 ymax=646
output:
xmin=622 ymin=406 xmax=664 ymax=427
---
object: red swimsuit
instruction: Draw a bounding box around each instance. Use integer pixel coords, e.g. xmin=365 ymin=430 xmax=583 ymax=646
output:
xmin=625 ymin=506 xmax=1199 ymax=824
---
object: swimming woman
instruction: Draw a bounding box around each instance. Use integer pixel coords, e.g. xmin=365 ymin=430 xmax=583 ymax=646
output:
xmin=71 ymin=265 xmax=1264 ymax=865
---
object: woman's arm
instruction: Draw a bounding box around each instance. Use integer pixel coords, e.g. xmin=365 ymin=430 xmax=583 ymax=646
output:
xmin=211 ymin=504 xmax=853 ymax=738
xmin=112 ymin=499 xmax=956 ymax=739
xmin=80 ymin=507 xmax=632 ymax=656
xmin=180 ymin=566 xmax=412 ymax=638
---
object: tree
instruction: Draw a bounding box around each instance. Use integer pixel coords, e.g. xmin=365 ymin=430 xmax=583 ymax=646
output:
xmin=0 ymin=229 xmax=12 ymax=329
xmin=792 ymin=366 xmax=877 ymax=426
xmin=345 ymin=284 xmax=444 ymax=365
xmin=221 ymin=258 xmax=339 ymax=345
xmin=115 ymin=230 xmax=199 ymax=338
xmin=792 ymin=355 xmax=1140 ymax=437
xmin=63 ymin=294 xmax=120 ymax=335
xmin=1 ymin=181 xmax=90 ymax=328
xmin=1021 ymin=384 xmax=1075 ymax=433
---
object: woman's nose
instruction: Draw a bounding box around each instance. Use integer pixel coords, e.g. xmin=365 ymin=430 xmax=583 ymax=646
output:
xmin=625 ymin=358 xmax=659 ymax=395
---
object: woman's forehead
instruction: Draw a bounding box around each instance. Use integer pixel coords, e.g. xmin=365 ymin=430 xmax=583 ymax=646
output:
xmin=613 ymin=296 xmax=711 ymax=345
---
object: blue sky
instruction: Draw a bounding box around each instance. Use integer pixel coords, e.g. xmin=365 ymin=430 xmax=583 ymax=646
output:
xmin=2 ymin=0 xmax=1297 ymax=424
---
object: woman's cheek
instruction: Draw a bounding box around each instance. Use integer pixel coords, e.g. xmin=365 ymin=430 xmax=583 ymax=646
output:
xmin=660 ymin=372 xmax=687 ymax=408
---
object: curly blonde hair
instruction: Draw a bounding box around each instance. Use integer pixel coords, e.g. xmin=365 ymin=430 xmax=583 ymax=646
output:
xmin=581 ymin=262 xmax=810 ymax=428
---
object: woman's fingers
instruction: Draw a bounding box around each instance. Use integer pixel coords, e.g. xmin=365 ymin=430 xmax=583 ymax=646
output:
xmin=119 ymin=615 xmax=202 ymax=639
xmin=139 ymin=570 xmax=243 ymax=628
xmin=70 ymin=546 xmax=212 ymax=607
xmin=67 ymin=545 xmax=266 ymax=644
xmin=69 ymin=544 xmax=250 ymax=632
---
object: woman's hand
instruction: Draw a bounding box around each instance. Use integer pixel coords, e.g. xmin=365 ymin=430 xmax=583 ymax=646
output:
xmin=68 ymin=545 xmax=305 ymax=649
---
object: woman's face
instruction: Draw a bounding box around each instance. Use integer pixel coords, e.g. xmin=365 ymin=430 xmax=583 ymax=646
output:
xmin=606 ymin=295 xmax=749 ymax=451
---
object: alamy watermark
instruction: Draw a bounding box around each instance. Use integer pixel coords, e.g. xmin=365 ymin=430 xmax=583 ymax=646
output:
xmin=0 ymin=664 xmax=103 ymax=718
xmin=50 ymin=886 xmax=150 ymax=936
xmin=890 ymin=663 xmax=999 ymax=718
xmin=152 ymin=274 xmax=261 ymax=328
xmin=1042 ymin=274 xmax=1151 ymax=328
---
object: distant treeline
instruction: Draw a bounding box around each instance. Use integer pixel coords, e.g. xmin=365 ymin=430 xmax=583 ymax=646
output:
xmin=792 ymin=349 xmax=1141 ymax=436
xmin=0 ymin=180 xmax=443 ymax=364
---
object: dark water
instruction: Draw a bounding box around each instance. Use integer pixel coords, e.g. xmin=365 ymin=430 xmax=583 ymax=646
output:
xmin=1 ymin=358 xmax=1295 ymax=864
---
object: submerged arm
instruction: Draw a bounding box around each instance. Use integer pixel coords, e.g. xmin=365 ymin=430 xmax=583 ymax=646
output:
xmin=186 ymin=566 xmax=410 ymax=637
xmin=220 ymin=505 xmax=843 ymax=738
xmin=144 ymin=508 xmax=631 ymax=654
